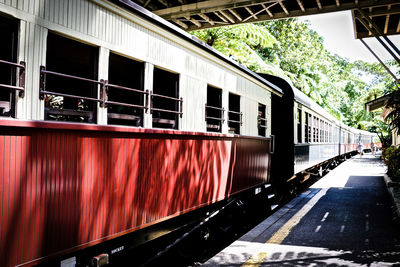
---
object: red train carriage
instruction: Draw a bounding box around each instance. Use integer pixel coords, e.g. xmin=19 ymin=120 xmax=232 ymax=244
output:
xmin=0 ymin=120 xmax=272 ymax=266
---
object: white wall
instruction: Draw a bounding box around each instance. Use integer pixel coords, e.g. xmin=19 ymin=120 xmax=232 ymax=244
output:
xmin=0 ymin=0 xmax=275 ymax=136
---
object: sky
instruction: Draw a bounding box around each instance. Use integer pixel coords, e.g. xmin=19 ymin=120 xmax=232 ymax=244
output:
xmin=299 ymin=11 xmax=400 ymax=63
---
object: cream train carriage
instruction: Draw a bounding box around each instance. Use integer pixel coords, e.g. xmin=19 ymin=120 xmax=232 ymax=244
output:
xmin=0 ymin=0 xmax=280 ymax=266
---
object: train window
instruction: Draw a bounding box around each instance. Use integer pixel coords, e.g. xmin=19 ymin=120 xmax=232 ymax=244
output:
xmin=305 ymin=112 xmax=312 ymax=143
xmin=228 ymin=93 xmax=241 ymax=134
xmin=314 ymin=117 xmax=319 ymax=142
xmin=205 ymin=85 xmax=223 ymax=132
xmin=42 ymin=33 xmax=99 ymax=123
xmin=320 ymin=120 xmax=324 ymax=142
xmin=107 ymin=53 xmax=145 ymax=127
xmin=258 ymin=103 xmax=267 ymax=137
xmin=152 ymin=67 xmax=181 ymax=129
xmin=325 ymin=122 xmax=328 ymax=142
xmin=297 ymin=108 xmax=302 ymax=143
xmin=0 ymin=15 xmax=19 ymax=118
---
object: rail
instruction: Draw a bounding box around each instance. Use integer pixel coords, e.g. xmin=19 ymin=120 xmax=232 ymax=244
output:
xmin=228 ymin=110 xmax=243 ymax=125
xmin=105 ymin=83 xmax=149 ymax=111
xmin=39 ymin=66 xmax=103 ymax=102
xmin=0 ymin=59 xmax=25 ymax=97
xmin=258 ymin=117 xmax=267 ymax=128
xmin=205 ymin=104 xmax=225 ymax=122
xmin=150 ymin=91 xmax=183 ymax=118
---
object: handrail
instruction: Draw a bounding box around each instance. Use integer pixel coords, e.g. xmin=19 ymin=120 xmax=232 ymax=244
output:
xmin=107 ymin=83 xmax=148 ymax=95
xmin=105 ymin=83 xmax=149 ymax=111
xmin=206 ymin=116 xmax=224 ymax=121
xmin=228 ymin=109 xmax=243 ymax=125
xmin=0 ymin=60 xmax=25 ymax=97
xmin=228 ymin=110 xmax=242 ymax=115
xmin=41 ymin=68 xmax=103 ymax=85
xmin=150 ymin=91 xmax=183 ymax=118
xmin=40 ymin=90 xmax=102 ymax=103
xmin=205 ymin=105 xmax=224 ymax=111
xmin=205 ymin=104 xmax=225 ymax=123
xmin=39 ymin=66 xmax=102 ymax=103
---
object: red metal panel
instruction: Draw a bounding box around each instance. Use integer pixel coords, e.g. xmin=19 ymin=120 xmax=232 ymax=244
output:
xmin=0 ymin=121 xmax=271 ymax=266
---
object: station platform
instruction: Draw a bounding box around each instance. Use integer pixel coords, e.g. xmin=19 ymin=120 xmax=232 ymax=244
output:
xmin=202 ymin=154 xmax=400 ymax=266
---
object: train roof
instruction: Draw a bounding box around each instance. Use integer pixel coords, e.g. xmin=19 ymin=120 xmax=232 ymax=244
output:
xmin=111 ymin=0 xmax=283 ymax=96
xmin=258 ymin=73 xmax=340 ymax=124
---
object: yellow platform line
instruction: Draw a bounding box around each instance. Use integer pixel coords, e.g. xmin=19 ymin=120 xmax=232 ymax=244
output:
xmin=241 ymin=188 xmax=328 ymax=267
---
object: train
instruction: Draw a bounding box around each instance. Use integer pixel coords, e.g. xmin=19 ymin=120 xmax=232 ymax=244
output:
xmin=0 ymin=0 xmax=377 ymax=266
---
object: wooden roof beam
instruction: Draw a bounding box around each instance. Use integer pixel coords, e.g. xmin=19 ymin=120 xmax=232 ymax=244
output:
xmin=199 ymin=13 xmax=215 ymax=25
xmin=316 ymin=0 xmax=322 ymax=10
xmin=279 ymin=1 xmax=289 ymax=15
xmin=213 ymin=11 xmax=228 ymax=23
xmin=296 ymin=0 xmax=305 ymax=12
xmin=157 ymin=0 xmax=170 ymax=8
xmin=154 ymin=0 xmax=282 ymax=19
xmin=397 ymin=18 xmax=400 ymax=33
xmin=185 ymin=0 xmax=400 ymax=31
xmin=359 ymin=6 xmax=400 ymax=17
xmin=220 ymin=10 xmax=236 ymax=24
xmin=245 ymin=6 xmax=258 ymax=19
xmin=244 ymin=2 xmax=277 ymax=21
xmin=262 ymin=3 xmax=274 ymax=17
xmin=229 ymin=9 xmax=243 ymax=21
xmin=173 ymin=19 xmax=189 ymax=29
xmin=384 ymin=5 xmax=391 ymax=34
xmin=143 ymin=0 xmax=151 ymax=8
xmin=184 ymin=16 xmax=202 ymax=27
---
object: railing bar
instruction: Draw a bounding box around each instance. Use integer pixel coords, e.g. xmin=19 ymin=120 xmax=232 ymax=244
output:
xmin=206 ymin=116 xmax=224 ymax=121
xmin=205 ymin=105 xmax=224 ymax=111
xmin=151 ymin=107 xmax=183 ymax=115
xmin=106 ymin=101 xmax=146 ymax=109
xmin=258 ymin=117 xmax=267 ymax=121
xmin=41 ymin=69 xmax=103 ymax=85
xmin=258 ymin=125 xmax=268 ymax=128
xmin=107 ymin=84 xmax=148 ymax=94
xmin=228 ymin=120 xmax=241 ymax=123
xmin=151 ymin=93 xmax=182 ymax=102
xmin=0 ymin=59 xmax=25 ymax=68
xmin=40 ymin=90 xmax=102 ymax=102
xmin=228 ymin=110 xmax=242 ymax=115
xmin=0 ymin=84 xmax=25 ymax=91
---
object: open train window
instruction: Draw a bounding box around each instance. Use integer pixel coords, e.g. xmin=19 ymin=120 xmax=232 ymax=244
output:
xmin=42 ymin=33 xmax=98 ymax=123
xmin=152 ymin=67 xmax=181 ymax=129
xmin=258 ymin=103 xmax=267 ymax=137
xmin=305 ymin=112 xmax=311 ymax=143
xmin=205 ymin=85 xmax=223 ymax=132
xmin=313 ymin=116 xmax=319 ymax=142
xmin=297 ymin=108 xmax=302 ymax=143
xmin=228 ymin=93 xmax=241 ymax=134
xmin=107 ymin=53 xmax=145 ymax=126
xmin=0 ymin=15 xmax=19 ymax=118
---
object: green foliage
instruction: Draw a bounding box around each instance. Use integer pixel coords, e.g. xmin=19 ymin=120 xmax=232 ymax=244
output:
xmin=382 ymin=146 xmax=400 ymax=181
xmin=191 ymin=24 xmax=277 ymax=73
xmin=190 ymin=19 xmax=397 ymax=139
xmin=385 ymin=89 xmax=400 ymax=133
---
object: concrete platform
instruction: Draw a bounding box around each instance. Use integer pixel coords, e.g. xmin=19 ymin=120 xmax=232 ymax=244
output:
xmin=202 ymin=154 xmax=400 ymax=266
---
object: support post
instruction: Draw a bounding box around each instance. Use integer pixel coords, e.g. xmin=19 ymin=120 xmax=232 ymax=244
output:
xmin=360 ymin=38 xmax=400 ymax=86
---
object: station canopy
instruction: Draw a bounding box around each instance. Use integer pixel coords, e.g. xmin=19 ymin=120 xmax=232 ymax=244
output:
xmin=129 ymin=0 xmax=400 ymax=38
